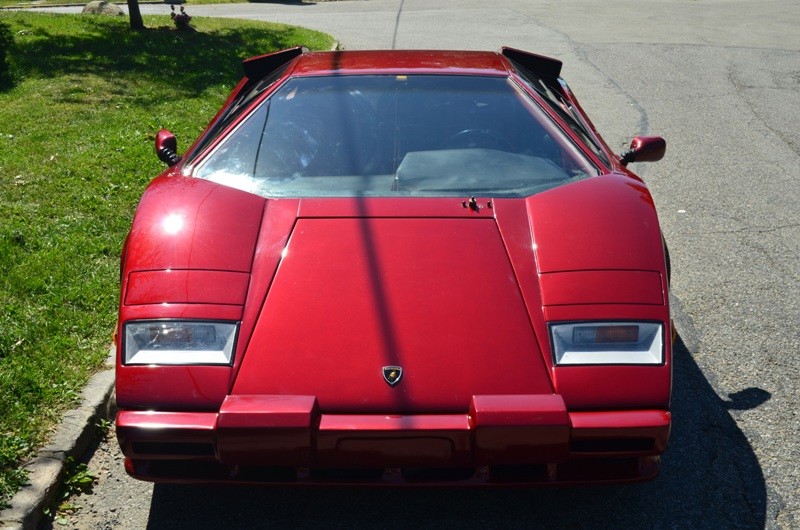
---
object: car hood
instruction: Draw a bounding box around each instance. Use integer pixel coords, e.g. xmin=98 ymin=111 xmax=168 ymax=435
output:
xmin=231 ymin=214 xmax=554 ymax=413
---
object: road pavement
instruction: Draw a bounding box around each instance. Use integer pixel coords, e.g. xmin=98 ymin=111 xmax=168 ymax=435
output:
xmin=36 ymin=1 xmax=799 ymax=528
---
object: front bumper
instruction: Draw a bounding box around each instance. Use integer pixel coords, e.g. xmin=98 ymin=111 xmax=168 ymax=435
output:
xmin=117 ymin=394 xmax=670 ymax=485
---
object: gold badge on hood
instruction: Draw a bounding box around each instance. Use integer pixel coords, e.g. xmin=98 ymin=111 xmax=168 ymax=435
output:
xmin=382 ymin=366 xmax=403 ymax=387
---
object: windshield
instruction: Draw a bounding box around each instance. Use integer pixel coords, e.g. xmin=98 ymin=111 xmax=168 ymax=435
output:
xmin=193 ymin=75 xmax=598 ymax=198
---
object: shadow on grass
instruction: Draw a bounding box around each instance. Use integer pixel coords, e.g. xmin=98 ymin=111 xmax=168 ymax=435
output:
xmin=6 ymin=15 xmax=313 ymax=102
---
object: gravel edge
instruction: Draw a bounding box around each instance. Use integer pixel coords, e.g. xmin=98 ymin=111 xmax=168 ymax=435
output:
xmin=0 ymin=349 xmax=116 ymax=530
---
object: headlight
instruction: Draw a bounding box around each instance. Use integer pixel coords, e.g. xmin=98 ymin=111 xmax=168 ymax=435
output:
xmin=123 ymin=321 xmax=238 ymax=365
xmin=550 ymin=322 xmax=663 ymax=365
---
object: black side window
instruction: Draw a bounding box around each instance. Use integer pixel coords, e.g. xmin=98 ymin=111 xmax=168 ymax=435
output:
xmin=514 ymin=66 xmax=610 ymax=167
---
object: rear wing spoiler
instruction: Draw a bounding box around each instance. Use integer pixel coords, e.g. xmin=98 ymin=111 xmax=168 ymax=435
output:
xmin=501 ymin=46 xmax=562 ymax=80
xmin=243 ymin=46 xmax=308 ymax=81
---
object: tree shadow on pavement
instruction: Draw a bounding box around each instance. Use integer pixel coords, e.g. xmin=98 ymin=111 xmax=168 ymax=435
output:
xmin=145 ymin=332 xmax=769 ymax=528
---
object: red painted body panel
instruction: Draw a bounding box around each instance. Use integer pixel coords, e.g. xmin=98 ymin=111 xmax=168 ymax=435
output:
xmin=570 ymin=410 xmax=671 ymax=453
xmin=115 ymin=48 xmax=672 ymax=485
xmin=470 ymin=395 xmax=569 ymax=465
xmin=119 ymin=303 xmax=243 ymax=322
xmin=290 ymin=50 xmax=509 ymax=77
xmin=231 ymin=199 xmax=299 ymax=383
xmin=116 ymin=364 xmax=232 ymax=412
xmin=528 ymin=173 xmax=665 ymax=274
xmin=117 ymin=403 xmax=669 ymax=484
xmin=117 ymin=411 xmax=217 ymax=461
xmin=553 ymin=364 xmax=671 ymax=411
xmin=491 ymin=198 xmax=552 ymax=370
xmin=232 ymin=217 xmax=554 ymax=412
xmin=539 ymin=270 xmax=663 ymax=306
xmin=217 ymin=395 xmax=318 ymax=465
xmin=317 ymin=414 xmax=473 ymax=467
xmin=123 ymin=175 xmax=263 ymax=273
xmin=125 ymin=270 xmax=249 ymax=306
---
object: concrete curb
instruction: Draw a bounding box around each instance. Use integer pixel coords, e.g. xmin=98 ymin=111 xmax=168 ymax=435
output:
xmin=0 ymin=350 xmax=116 ymax=530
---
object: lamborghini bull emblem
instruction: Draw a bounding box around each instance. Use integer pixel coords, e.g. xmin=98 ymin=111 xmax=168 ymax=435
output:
xmin=382 ymin=366 xmax=403 ymax=387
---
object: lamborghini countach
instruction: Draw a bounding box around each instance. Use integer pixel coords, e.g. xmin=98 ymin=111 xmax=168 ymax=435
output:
xmin=115 ymin=47 xmax=671 ymax=485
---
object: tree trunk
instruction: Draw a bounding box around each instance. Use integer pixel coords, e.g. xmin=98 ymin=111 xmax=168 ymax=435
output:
xmin=126 ymin=0 xmax=145 ymax=31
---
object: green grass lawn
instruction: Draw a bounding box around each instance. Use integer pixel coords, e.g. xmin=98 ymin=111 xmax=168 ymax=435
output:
xmin=0 ymin=0 xmax=253 ymax=8
xmin=0 ymin=11 xmax=333 ymax=508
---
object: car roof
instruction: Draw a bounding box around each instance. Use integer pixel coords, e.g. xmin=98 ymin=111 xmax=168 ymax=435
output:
xmin=288 ymin=50 xmax=512 ymax=77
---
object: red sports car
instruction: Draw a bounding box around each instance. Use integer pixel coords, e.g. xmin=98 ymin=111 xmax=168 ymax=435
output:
xmin=115 ymin=46 xmax=671 ymax=485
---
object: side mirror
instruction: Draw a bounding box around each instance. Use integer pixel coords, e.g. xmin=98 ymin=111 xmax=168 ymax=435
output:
xmin=155 ymin=129 xmax=181 ymax=167
xmin=619 ymin=136 xmax=666 ymax=166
